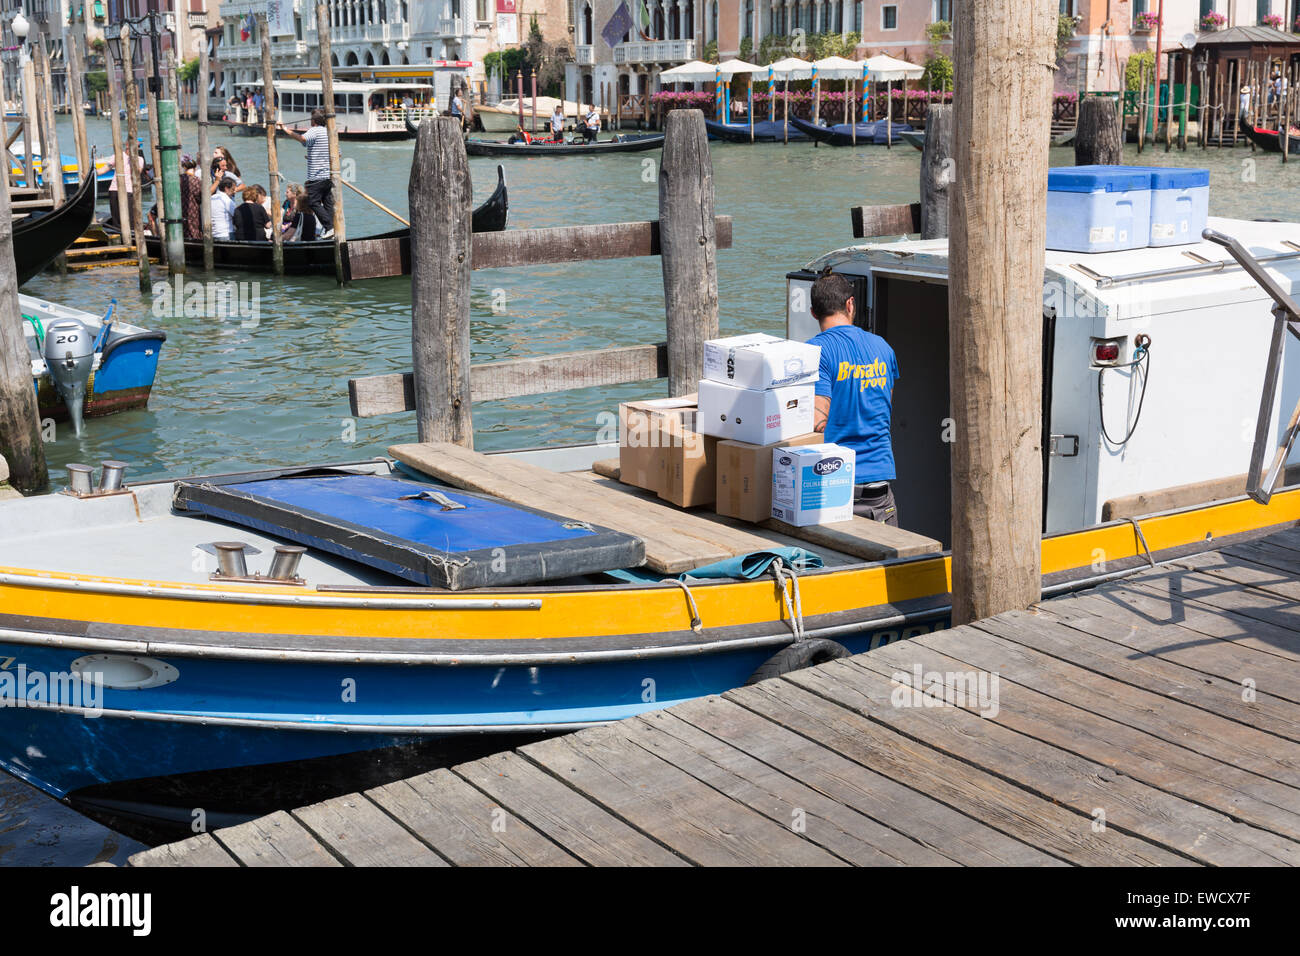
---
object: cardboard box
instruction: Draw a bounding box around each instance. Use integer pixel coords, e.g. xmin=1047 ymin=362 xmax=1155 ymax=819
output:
xmin=618 ymin=396 xmax=696 ymax=495
xmin=716 ymin=433 xmax=822 ymax=523
xmin=702 ymin=333 xmax=821 ymax=390
xmin=771 ymin=443 xmax=856 ymax=526
xmin=696 ymin=380 xmax=816 ymax=445
xmin=661 ymin=430 xmax=720 ymax=508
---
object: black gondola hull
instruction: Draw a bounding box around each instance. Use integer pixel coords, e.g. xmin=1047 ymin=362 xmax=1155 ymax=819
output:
xmin=13 ymin=166 xmax=98 ymax=285
xmin=462 ymin=134 xmax=664 ymax=156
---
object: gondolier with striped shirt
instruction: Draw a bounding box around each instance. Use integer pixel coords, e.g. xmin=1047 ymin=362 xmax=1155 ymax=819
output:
xmin=807 ymin=270 xmax=901 ymax=526
xmin=279 ymin=110 xmax=334 ymax=239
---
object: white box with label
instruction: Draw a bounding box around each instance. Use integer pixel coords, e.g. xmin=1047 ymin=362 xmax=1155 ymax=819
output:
xmin=696 ymin=380 xmax=815 ymax=445
xmin=770 ymin=443 xmax=856 ymax=526
xmin=702 ymin=333 xmax=821 ymax=391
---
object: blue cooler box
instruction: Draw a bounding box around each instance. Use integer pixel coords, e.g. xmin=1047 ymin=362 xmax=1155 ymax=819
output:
xmin=1047 ymin=166 xmax=1152 ymax=254
xmin=1140 ymin=167 xmax=1209 ymax=246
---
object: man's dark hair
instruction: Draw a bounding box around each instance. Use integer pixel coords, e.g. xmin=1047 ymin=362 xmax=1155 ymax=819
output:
xmin=810 ymin=271 xmax=855 ymax=320
xmin=310 ymin=109 xmax=325 ymax=126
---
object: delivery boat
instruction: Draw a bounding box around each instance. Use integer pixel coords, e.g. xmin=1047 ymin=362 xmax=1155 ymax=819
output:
xmin=1 ymin=205 xmax=1299 ymax=829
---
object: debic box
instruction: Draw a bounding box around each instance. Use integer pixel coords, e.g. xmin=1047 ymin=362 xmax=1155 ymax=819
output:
xmin=1046 ymin=165 xmax=1151 ymax=253
xmin=702 ymin=333 xmax=821 ymax=391
xmin=770 ymin=443 xmax=855 ymax=526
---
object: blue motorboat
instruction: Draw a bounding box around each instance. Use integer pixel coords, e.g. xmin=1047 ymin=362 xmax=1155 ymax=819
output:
xmin=22 ymin=294 xmax=166 ymax=436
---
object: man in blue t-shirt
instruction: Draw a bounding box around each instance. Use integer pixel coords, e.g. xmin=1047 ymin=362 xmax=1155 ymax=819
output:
xmin=807 ymin=272 xmax=900 ymax=526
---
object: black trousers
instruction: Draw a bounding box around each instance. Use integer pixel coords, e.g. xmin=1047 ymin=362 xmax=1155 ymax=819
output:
xmin=854 ymin=483 xmax=899 ymax=527
xmin=306 ymin=178 xmax=334 ymax=231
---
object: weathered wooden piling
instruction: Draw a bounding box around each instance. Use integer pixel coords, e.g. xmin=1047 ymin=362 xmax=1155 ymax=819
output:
xmin=65 ymin=27 xmax=91 ymax=174
xmin=198 ymin=27 xmax=214 ymax=271
xmin=105 ymin=38 xmax=132 ymax=248
xmin=0 ymin=183 xmax=49 ymax=495
xmin=659 ymin=110 xmax=718 ymax=396
xmin=948 ymin=0 xmax=1050 ymax=624
xmin=919 ymin=103 xmax=952 ymax=239
xmin=316 ymin=2 xmax=346 ymax=284
xmin=33 ymin=32 xmax=65 ymax=274
xmin=1074 ymin=96 xmax=1121 ymax=165
xmin=20 ymin=56 xmax=36 ymax=191
xmin=409 ymin=117 xmax=474 ymax=447
xmin=141 ymin=35 xmax=166 ymax=266
xmin=260 ymin=16 xmax=284 ymax=276
xmin=122 ymin=29 xmax=151 ymax=293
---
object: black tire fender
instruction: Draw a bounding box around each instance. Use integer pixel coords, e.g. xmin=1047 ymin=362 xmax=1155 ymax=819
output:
xmin=744 ymin=638 xmax=852 ymax=686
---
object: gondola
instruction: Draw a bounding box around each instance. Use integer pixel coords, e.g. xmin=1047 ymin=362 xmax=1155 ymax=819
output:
xmin=461 ymin=133 xmax=664 ymax=157
xmin=788 ymin=115 xmax=915 ymax=146
xmin=703 ymin=119 xmax=809 ymax=143
xmin=1238 ymin=114 xmax=1300 ymax=155
xmin=13 ymin=162 xmax=97 ymax=286
xmin=139 ymin=165 xmax=508 ymax=277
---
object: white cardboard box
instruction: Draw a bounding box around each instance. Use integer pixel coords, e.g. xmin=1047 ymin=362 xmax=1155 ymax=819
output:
xmin=702 ymin=333 xmax=821 ymax=391
xmin=696 ymin=379 xmax=815 ymax=445
xmin=770 ymin=443 xmax=856 ymax=525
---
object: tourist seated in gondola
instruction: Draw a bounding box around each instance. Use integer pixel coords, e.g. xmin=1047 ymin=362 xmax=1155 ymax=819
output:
xmin=233 ymin=185 xmax=271 ymax=242
xmin=284 ymin=192 xmax=318 ymax=242
xmin=507 ymin=124 xmax=534 ymax=145
xmin=211 ymin=177 xmax=237 ymax=240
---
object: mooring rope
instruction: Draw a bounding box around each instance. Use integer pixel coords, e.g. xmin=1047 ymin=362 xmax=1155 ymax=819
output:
xmin=666 ymin=578 xmax=702 ymax=633
xmin=1129 ymin=517 xmax=1156 ymax=568
xmin=770 ymin=558 xmax=805 ymax=642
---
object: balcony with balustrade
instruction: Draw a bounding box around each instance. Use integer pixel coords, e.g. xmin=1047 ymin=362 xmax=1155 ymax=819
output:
xmin=613 ymin=39 xmax=695 ymax=66
xmin=575 ymin=44 xmax=594 ymax=65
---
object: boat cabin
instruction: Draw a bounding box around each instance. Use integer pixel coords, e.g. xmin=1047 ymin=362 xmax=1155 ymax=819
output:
xmin=272 ymin=80 xmax=437 ymax=137
xmin=786 ymin=217 xmax=1300 ymax=547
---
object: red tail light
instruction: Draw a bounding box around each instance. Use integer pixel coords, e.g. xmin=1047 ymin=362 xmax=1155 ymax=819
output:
xmin=1094 ymin=342 xmax=1120 ymax=362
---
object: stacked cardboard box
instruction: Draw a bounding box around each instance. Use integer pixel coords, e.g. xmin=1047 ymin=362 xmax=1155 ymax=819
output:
xmin=617 ymin=395 xmax=719 ymax=508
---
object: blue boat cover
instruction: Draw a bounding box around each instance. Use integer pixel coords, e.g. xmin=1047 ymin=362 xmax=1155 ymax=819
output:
xmin=705 ymin=119 xmax=810 ymax=142
xmin=602 ymin=547 xmax=823 ymax=583
xmin=172 ymin=470 xmax=645 ymax=590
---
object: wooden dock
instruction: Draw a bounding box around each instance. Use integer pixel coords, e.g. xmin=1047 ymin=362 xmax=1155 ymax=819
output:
xmin=128 ymin=528 xmax=1300 ymax=867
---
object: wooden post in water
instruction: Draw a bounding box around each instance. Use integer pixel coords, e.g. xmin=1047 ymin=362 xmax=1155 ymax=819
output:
xmin=1074 ymin=96 xmax=1121 ymax=165
xmin=123 ymin=30 xmax=150 ymax=293
xmin=948 ymin=0 xmax=1051 ymax=624
xmin=260 ymin=16 xmax=284 ymax=275
xmin=409 ymin=117 xmax=473 ymax=447
xmin=198 ymin=26 xmax=214 ymax=271
xmin=0 ymin=179 xmax=49 ymax=496
xmin=141 ymin=36 xmax=165 ymax=262
xmin=920 ymin=103 xmax=953 ymax=239
xmin=105 ymin=41 xmax=132 ymax=248
xmin=20 ymin=56 xmax=36 ymax=192
xmin=316 ymin=3 xmax=346 ymax=284
xmin=1136 ymin=62 xmax=1146 ymax=153
xmin=658 ymin=110 xmax=718 ymax=396
xmin=33 ymin=33 xmax=65 ymax=274
xmin=66 ymin=28 xmax=90 ymax=175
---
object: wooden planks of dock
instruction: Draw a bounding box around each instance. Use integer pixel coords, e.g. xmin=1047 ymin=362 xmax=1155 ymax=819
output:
xmin=129 ymin=528 xmax=1300 ymax=867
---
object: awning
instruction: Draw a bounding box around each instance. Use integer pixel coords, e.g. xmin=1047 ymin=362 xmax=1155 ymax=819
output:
xmin=811 ymin=55 xmax=865 ymax=80
xmin=765 ymin=57 xmax=814 ymax=79
xmin=862 ymin=54 xmax=925 ymax=82
xmin=659 ymin=60 xmax=722 ymax=82
xmin=714 ymin=58 xmax=763 ymax=77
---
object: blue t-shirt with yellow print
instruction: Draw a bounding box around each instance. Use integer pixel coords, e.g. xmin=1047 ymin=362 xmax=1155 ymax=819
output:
xmin=808 ymin=325 xmax=899 ymax=483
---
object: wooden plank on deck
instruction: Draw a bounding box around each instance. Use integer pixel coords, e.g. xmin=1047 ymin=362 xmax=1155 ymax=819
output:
xmin=852 ymin=634 xmax=1300 ymax=858
xmin=728 ymin=677 xmax=1189 ymax=865
xmin=365 ymin=768 xmax=581 ymax=866
xmin=292 ymin=795 xmax=448 ymax=866
xmin=212 ymin=810 xmax=343 ymax=867
xmin=517 ymin=725 xmax=846 ymax=866
xmin=454 ymin=751 xmax=687 ymax=866
xmin=128 ymin=832 xmax=239 ymax=868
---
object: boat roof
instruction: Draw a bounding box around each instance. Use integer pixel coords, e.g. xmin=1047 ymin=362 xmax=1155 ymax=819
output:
xmin=807 ymin=216 xmax=1300 ymax=316
xmin=273 ymin=80 xmax=433 ymax=92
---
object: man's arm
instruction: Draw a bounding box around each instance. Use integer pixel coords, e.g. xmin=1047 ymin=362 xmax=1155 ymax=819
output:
xmin=278 ymin=123 xmax=306 ymax=144
xmin=814 ymin=396 xmax=830 ymax=433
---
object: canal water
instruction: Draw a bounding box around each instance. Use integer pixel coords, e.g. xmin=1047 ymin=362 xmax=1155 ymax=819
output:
xmin=8 ymin=115 xmax=1300 ymax=863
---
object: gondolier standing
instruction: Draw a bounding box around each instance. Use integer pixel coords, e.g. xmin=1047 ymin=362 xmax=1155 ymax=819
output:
xmin=278 ymin=111 xmax=334 ymax=239
xmin=807 ymin=271 xmax=900 ymax=525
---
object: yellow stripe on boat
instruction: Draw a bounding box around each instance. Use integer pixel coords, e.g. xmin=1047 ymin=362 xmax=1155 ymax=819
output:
xmin=0 ymin=487 xmax=1297 ymax=640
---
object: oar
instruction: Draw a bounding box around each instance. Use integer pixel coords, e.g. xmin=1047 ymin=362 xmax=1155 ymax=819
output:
xmin=342 ymin=178 xmax=409 ymax=226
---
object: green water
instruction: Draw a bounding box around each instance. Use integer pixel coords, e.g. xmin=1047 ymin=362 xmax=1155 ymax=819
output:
xmin=9 ymin=117 xmax=1300 ymax=863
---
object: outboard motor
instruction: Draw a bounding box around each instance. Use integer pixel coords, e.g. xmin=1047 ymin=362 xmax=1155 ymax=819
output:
xmin=42 ymin=318 xmax=94 ymax=437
